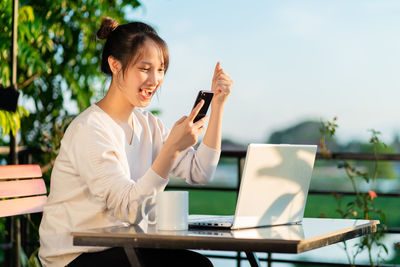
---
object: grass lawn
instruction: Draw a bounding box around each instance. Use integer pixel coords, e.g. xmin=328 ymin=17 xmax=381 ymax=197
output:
xmin=304 ymin=194 xmax=400 ymax=227
xmin=188 ymin=190 xmax=238 ymax=215
xmin=187 ymin=190 xmax=400 ymax=228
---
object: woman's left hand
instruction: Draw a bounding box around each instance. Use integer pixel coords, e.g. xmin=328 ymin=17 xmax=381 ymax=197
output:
xmin=211 ymin=62 xmax=233 ymax=107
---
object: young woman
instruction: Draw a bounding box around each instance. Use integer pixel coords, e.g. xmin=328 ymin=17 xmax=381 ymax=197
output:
xmin=39 ymin=17 xmax=233 ymax=267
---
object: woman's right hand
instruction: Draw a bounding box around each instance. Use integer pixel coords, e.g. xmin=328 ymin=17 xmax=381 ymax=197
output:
xmin=164 ymin=100 xmax=209 ymax=153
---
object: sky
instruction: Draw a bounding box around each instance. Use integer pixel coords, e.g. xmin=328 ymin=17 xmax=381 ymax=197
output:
xmin=123 ymin=0 xmax=400 ymax=145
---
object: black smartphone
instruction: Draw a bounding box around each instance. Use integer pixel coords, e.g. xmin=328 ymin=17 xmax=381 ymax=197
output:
xmin=192 ymin=90 xmax=214 ymax=123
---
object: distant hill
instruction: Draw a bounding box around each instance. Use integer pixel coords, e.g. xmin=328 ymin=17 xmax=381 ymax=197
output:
xmin=267 ymin=120 xmax=340 ymax=151
xmin=220 ymin=119 xmax=398 ymax=155
xmin=221 ymin=139 xmax=246 ymax=151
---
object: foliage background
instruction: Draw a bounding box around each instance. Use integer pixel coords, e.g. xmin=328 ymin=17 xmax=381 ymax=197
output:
xmin=0 ymin=0 xmax=141 ymax=265
xmin=0 ymin=0 xmax=140 ymax=150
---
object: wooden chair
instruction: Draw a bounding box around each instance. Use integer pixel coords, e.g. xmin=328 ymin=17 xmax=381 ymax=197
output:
xmin=0 ymin=164 xmax=46 ymax=267
xmin=0 ymin=164 xmax=46 ymax=217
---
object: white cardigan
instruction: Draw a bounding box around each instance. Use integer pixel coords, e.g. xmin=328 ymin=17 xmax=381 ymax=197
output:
xmin=39 ymin=104 xmax=220 ymax=267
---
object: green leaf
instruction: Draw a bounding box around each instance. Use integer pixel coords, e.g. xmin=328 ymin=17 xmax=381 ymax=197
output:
xmin=0 ymin=107 xmax=29 ymax=137
xmin=19 ymin=247 xmax=29 ymax=266
xmin=19 ymin=6 xmax=35 ymax=23
xmin=337 ymin=161 xmax=347 ymax=168
xmin=4 ymin=112 xmax=10 ymax=136
xmin=360 ymin=174 xmax=369 ymax=183
xmin=0 ymin=111 xmax=6 ymax=136
xmin=27 ymin=247 xmax=41 ymax=267
xmin=380 ymin=243 xmax=389 ymax=254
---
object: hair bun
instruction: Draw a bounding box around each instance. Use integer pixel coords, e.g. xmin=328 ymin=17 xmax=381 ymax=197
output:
xmin=97 ymin=17 xmax=119 ymax=40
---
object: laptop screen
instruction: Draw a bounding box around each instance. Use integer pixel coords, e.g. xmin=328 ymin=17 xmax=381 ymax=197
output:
xmin=232 ymin=144 xmax=317 ymax=229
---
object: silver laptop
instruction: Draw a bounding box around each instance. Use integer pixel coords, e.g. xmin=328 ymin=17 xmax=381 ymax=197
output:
xmin=189 ymin=144 xmax=317 ymax=230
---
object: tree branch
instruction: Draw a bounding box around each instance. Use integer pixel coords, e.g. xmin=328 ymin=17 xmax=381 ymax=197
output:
xmin=17 ymin=73 xmax=40 ymax=90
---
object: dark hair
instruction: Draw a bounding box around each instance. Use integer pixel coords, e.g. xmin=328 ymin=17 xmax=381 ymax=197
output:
xmin=96 ymin=17 xmax=169 ymax=75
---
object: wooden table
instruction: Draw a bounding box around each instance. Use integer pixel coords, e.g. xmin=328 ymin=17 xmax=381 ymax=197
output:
xmin=72 ymin=218 xmax=379 ymax=267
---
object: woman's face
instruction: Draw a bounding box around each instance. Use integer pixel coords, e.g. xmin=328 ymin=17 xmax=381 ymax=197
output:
xmin=115 ymin=39 xmax=165 ymax=108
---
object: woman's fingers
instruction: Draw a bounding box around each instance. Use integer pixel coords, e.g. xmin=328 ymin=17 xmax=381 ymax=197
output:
xmin=169 ymin=104 xmax=209 ymax=152
xmin=213 ymin=71 xmax=225 ymax=84
xmin=212 ymin=62 xmax=222 ymax=83
xmin=196 ymin=125 xmax=206 ymax=136
xmin=214 ymin=78 xmax=233 ymax=96
xmin=216 ymin=72 xmax=232 ymax=81
xmin=212 ymin=64 xmax=233 ymax=94
xmin=217 ymin=80 xmax=233 ymax=89
xmin=187 ymin=99 xmax=204 ymax=122
xmin=174 ymin=116 xmax=187 ymax=126
xmin=193 ymin=115 xmax=209 ymax=129
xmin=215 ymin=72 xmax=232 ymax=83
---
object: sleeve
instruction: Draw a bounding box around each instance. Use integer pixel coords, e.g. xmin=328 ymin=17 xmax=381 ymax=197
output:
xmin=154 ymin=114 xmax=221 ymax=185
xmin=171 ymin=142 xmax=221 ymax=185
xmin=68 ymin=123 xmax=168 ymax=224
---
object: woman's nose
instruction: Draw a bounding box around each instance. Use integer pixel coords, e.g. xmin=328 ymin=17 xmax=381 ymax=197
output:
xmin=147 ymin=71 xmax=162 ymax=87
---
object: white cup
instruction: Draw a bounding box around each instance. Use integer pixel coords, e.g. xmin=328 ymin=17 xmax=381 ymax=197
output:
xmin=141 ymin=191 xmax=188 ymax=231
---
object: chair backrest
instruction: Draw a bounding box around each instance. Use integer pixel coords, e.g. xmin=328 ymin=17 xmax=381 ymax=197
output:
xmin=0 ymin=164 xmax=47 ymax=218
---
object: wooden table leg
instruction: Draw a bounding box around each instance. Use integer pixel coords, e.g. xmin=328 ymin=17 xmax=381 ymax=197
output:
xmin=124 ymin=246 xmax=145 ymax=267
xmin=245 ymin=251 xmax=261 ymax=267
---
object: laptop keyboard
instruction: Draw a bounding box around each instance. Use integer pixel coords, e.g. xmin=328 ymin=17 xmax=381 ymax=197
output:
xmin=189 ymin=215 xmax=234 ymax=227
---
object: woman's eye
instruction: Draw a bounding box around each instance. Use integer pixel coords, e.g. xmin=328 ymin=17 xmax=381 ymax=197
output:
xmin=158 ymin=68 xmax=165 ymax=73
xmin=140 ymin=68 xmax=150 ymax=72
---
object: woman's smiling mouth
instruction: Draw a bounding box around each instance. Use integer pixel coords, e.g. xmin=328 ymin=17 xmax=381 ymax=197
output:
xmin=139 ymin=88 xmax=154 ymax=99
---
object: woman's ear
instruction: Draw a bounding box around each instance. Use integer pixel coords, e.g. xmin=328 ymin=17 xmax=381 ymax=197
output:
xmin=108 ymin=56 xmax=122 ymax=74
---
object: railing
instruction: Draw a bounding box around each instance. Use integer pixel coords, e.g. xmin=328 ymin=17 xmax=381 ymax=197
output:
xmin=167 ymin=149 xmax=400 ymax=266
xmin=1 ymin=147 xmax=399 ymax=266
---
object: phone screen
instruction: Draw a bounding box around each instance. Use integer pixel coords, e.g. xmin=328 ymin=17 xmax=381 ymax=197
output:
xmin=192 ymin=90 xmax=213 ymax=123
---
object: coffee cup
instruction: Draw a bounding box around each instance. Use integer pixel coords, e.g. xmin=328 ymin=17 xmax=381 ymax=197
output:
xmin=141 ymin=191 xmax=188 ymax=231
